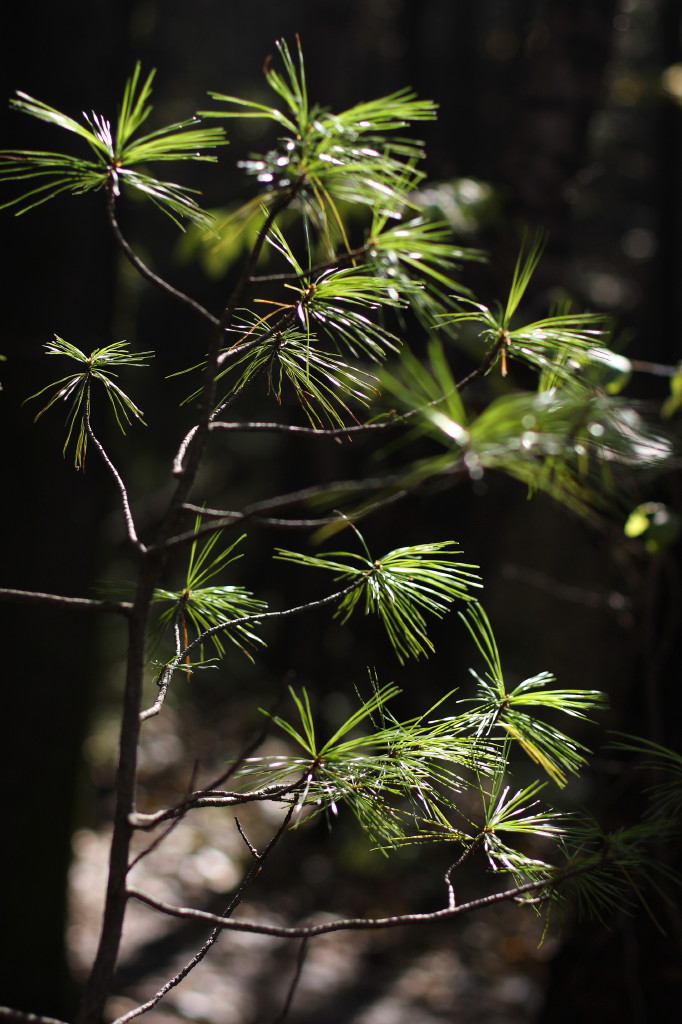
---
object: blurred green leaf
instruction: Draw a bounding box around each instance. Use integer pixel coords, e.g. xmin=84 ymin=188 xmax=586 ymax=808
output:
xmin=610 ymin=734 xmax=682 ymax=821
xmin=662 ymin=362 xmax=682 ymax=418
xmin=624 ymin=502 xmax=681 ymax=552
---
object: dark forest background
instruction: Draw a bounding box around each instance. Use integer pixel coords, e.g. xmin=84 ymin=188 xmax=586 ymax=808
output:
xmin=1 ymin=2 xmax=681 ymax=1021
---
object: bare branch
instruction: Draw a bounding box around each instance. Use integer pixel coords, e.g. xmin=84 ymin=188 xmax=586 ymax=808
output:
xmin=130 ymin=783 xmax=300 ymax=828
xmin=172 ymin=424 xmax=199 ymax=477
xmin=208 ymin=416 xmax=405 ymax=438
xmin=180 ymin=484 xmax=412 ymax=533
xmin=127 ymin=869 xmax=583 ymax=940
xmin=153 ymin=475 xmax=410 ymax=553
xmin=0 ymin=1010 xmax=69 ymax=1024
xmin=113 ymin=803 xmax=300 ymax=1024
xmin=235 ymin=816 xmax=260 ymax=859
xmin=136 ymin=690 xmax=288 ymax=827
xmin=86 ymin=417 xmax=145 ymax=552
xmin=137 ymin=579 xmax=364 ymax=725
xmin=218 ymin=181 xmax=304 ymax=329
xmin=0 ymin=588 xmax=131 ymax=615
xmin=249 ymin=244 xmax=366 ymax=285
xmin=139 ymin=662 xmax=175 ymax=723
xmin=272 ymin=937 xmax=310 ymax=1024
xmin=106 ymin=194 xmax=218 ymax=327
xmin=128 ymin=762 xmax=200 ymax=872
xmin=444 ymin=834 xmax=485 ymax=907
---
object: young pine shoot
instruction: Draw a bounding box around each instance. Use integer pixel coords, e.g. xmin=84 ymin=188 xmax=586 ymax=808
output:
xmin=277 ymin=527 xmax=481 ymax=663
xmin=25 ymin=336 xmax=152 ymax=469
xmin=0 ymin=63 xmax=226 ymax=226
xmin=152 ymin=525 xmax=267 ymax=669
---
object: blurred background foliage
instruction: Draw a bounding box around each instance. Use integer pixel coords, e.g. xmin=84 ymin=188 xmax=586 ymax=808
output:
xmin=1 ymin=1 xmax=681 ymax=1022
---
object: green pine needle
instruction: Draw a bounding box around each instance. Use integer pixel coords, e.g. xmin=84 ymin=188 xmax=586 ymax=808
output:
xmin=277 ymin=531 xmax=481 ymax=663
xmin=203 ymin=37 xmax=437 ymax=239
xmin=1 ymin=64 xmax=226 ymax=225
xmin=460 ymin=604 xmax=606 ymax=786
xmin=25 ymin=336 xmax=152 ymax=468
xmin=244 ymin=678 xmax=500 ymax=847
xmin=152 ymin=525 xmax=267 ymax=664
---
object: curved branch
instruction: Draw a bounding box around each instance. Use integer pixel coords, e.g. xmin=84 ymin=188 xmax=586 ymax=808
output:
xmin=127 ymin=866 xmax=585 ymax=940
xmin=172 ymin=425 xmax=200 ymax=478
xmin=274 ymin=937 xmax=309 ymax=1024
xmin=139 ymin=664 xmax=175 ymax=723
xmin=137 ymin=578 xmax=367 ymax=720
xmin=249 ymin=244 xmax=366 ymax=284
xmin=219 ymin=180 xmax=305 ymax=326
xmin=86 ymin=417 xmax=145 ymax=552
xmin=135 ymin=702 xmax=288 ymax=831
xmin=166 ymin=192 xmax=302 ymax=485
xmin=106 ymin=193 xmax=219 ymax=327
xmin=178 ymin=577 xmax=367 ymax=664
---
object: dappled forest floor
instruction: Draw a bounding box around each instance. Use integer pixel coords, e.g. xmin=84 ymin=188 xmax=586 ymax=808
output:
xmin=68 ymin=703 xmax=557 ymax=1024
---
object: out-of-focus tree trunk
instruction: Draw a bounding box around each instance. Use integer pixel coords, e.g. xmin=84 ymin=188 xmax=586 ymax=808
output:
xmin=501 ymin=0 xmax=619 ymax=234
xmin=0 ymin=2 xmax=134 ymax=1014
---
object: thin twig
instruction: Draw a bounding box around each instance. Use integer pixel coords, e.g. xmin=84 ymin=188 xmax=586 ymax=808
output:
xmin=139 ymin=609 xmax=185 ymax=721
xmin=128 ymin=762 xmax=200 ymax=872
xmin=86 ymin=417 xmax=145 ymax=552
xmin=106 ymin=195 xmax=218 ymax=327
xmin=172 ymin=425 xmax=199 ymax=478
xmin=0 ymin=1010 xmax=70 ymax=1024
xmin=444 ymin=834 xmax=485 ymax=907
xmin=208 ymin=415 xmax=406 ymax=438
xmin=152 ymin=475 xmax=410 ymax=553
xmin=455 ymin=336 xmax=504 ymax=391
xmin=139 ymin=665 xmax=173 ymax=722
xmin=180 ymin=483 xmax=412 ymax=533
xmin=272 ymin=937 xmax=310 ymax=1024
xmin=113 ymin=802 xmax=300 ymax=1024
xmin=136 ymin=578 xmax=365 ymax=726
xmin=135 ymin=690 xmax=287 ymax=818
xmin=219 ymin=181 xmax=305 ymax=328
xmin=178 ymin=577 xmax=367 ymax=663
xmin=130 ymin=783 xmax=300 ymax=828
xmin=249 ymin=244 xmax=366 ymax=285
xmin=235 ymin=816 xmax=259 ymax=859
xmin=215 ymin=306 xmax=298 ymax=367
xmin=0 ymin=588 xmax=131 ymax=614
xmin=127 ymin=863 xmax=591 ymax=940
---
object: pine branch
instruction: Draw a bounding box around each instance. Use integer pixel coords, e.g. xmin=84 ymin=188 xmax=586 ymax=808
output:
xmin=0 ymin=588 xmax=131 ymax=614
xmin=106 ymin=192 xmax=218 ymax=326
xmin=127 ymin=860 xmax=593 ymax=939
